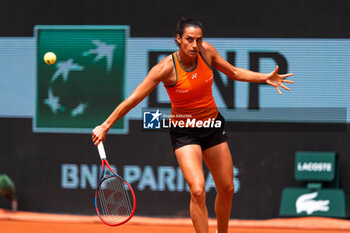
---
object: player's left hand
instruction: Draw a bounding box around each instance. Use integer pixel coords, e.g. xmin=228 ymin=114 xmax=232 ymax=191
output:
xmin=266 ymin=66 xmax=294 ymax=95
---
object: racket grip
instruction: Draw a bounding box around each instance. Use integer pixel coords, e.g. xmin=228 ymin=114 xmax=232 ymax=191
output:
xmin=97 ymin=142 xmax=107 ymax=160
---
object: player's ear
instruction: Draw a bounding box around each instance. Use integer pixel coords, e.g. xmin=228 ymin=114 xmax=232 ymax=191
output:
xmin=176 ymin=34 xmax=181 ymax=45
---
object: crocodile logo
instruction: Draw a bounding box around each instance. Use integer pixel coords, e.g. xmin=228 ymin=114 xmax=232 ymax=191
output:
xmin=296 ymin=192 xmax=329 ymax=215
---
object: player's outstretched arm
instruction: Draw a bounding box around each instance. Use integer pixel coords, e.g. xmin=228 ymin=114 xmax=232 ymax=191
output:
xmin=92 ymin=58 xmax=172 ymax=146
xmin=204 ymin=41 xmax=294 ymax=94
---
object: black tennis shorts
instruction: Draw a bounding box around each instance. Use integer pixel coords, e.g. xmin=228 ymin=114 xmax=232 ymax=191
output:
xmin=169 ymin=112 xmax=228 ymax=151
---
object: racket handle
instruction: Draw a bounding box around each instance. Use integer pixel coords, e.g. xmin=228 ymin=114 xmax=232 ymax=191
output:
xmin=97 ymin=142 xmax=107 ymax=160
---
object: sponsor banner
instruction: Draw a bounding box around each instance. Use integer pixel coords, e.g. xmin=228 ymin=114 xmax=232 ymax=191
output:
xmin=295 ymin=151 xmax=336 ymax=181
xmin=60 ymin=164 xmax=241 ymax=194
xmin=280 ymin=188 xmax=346 ymax=218
xmin=1 ymin=36 xmax=350 ymax=129
xmin=34 ymin=26 xmax=129 ymax=133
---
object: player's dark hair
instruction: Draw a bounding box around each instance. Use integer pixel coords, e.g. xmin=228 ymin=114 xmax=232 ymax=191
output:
xmin=175 ymin=17 xmax=204 ymax=46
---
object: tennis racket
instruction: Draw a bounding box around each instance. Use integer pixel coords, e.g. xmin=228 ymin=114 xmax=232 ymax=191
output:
xmin=95 ymin=142 xmax=136 ymax=226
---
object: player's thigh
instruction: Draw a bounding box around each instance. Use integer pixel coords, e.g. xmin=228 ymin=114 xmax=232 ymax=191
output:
xmin=175 ymin=144 xmax=205 ymax=190
xmin=202 ymin=142 xmax=234 ymax=191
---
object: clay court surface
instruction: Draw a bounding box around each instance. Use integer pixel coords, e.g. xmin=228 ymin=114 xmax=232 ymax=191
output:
xmin=1 ymin=208 xmax=349 ymax=233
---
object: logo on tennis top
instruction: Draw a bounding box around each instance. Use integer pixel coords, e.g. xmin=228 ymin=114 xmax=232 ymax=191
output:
xmin=143 ymin=109 xmax=162 ymax=129
xmin=191 ymin=72 xmax=197 ymax=79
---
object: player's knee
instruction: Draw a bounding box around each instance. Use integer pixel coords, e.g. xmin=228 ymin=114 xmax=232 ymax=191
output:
xmin=218 ymin=182 xmax=234 ymax=197
xmin=190 ymin=187 xmax=206 ymax=204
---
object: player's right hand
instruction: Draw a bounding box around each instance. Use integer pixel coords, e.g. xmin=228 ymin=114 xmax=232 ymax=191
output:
xmin=92 ymin=123 xmax=109 ymax=146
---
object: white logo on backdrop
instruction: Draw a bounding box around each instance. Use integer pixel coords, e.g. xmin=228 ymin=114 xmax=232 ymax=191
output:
xmin=44 ymin=40 xmax=117 ymax=118
xmin=296 ymin=192 xmax=330 ymax=215
xmin=83 ymin=40 xmax=116 ymax=73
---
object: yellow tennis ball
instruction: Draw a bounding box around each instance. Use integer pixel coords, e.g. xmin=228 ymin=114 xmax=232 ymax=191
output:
xmin=44 ymin=52 xmax=56 ymax=65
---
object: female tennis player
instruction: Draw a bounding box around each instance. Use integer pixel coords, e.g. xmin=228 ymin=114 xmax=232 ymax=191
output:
xmin=92 ymin=18 xmax=293 ymax=233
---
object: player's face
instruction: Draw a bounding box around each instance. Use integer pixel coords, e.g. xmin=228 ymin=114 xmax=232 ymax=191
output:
xmin=177 ymin=26 xmax=203 ymax=58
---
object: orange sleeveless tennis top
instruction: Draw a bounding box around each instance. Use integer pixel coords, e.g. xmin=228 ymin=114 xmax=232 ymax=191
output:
xmin=164 ymin=52 xmax=218 ymax=122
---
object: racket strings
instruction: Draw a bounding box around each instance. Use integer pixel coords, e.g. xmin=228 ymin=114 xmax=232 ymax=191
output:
xmin=97 ymin=176 xmax=134 ymax=225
